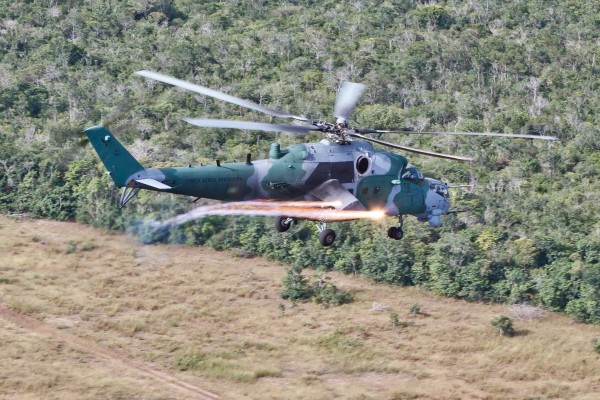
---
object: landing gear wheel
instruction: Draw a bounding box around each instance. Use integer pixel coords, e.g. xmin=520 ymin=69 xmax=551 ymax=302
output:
xmin=387 ymin=227 xmax=395 ymax=238
xmin=319 ymin=228 xmax=336 ymax=247
xmin=387 ymin=226 xmax=404 ymax=240
xmin=275 ymin=216 xmax=292 ymax=232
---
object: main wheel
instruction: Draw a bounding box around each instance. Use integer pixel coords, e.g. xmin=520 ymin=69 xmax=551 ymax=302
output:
xmin=387 ymin=227 xmax=396 ymax=238
xmin=387 ymin=227 xmax=404 ymax=240
xmin=274 ymin=216 xmax=292 ymax=232
xmin=319 ymin=228 xmax=336 ymax=247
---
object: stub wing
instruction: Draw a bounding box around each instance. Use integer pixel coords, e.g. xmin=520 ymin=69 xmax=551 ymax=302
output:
xmin=308 ymin=179 xmax=365 ymax=211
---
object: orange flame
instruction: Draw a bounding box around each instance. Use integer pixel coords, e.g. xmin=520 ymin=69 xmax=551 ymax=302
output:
xmin=159 ymin=200 xmax=387 ymax=227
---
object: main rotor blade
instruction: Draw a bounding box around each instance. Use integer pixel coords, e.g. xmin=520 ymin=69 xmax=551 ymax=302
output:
xmin=347 ymin=132 xmax=473 ymax=162
xmin=136 ymin=70 xmax=308 ymax=121
xmin=184 ymin=118 xmax=317 ymax=134
xmin=358 ymin=129 xmax=558 ymax=141
xmin=334 ymin=81 xmax=365 ymax=122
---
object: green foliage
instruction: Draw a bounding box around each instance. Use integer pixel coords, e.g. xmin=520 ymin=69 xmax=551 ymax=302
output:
xmin=408 ymin=5 xmax=453 ymax=29
xmin=491 ymin=316 xmax=516 ymax=337
xmin=592 ymin=338 xmax=600 ymax=354
xmin=281 ymin=268 xmax=353 ymax=307
xmin=310 ymin=273 xmax=354 ymax=307
xmin=389 ymin=311 xmax=402 ymax=329
xmin=317 ymin=329 xmax=361 ymax=352
xmin=66 ymin=240 xmax=77 ymax=254
xmin=281 ymin=265 xmax=311 ymax=301
xmin=81 ymin=241 xmax=96 ymax=252
xmin=175 ymin=352 xmax=205 ymax=371
xmin=409 ymin=303 xmax=421 ymax=315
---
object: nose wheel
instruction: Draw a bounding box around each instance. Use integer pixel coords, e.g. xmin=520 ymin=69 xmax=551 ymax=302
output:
xmin=387 ymin=215 xmax=404 ymax=240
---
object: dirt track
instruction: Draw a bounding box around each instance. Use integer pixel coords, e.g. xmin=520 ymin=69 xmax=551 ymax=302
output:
xmin=0 ymin=304 xmax=220 ymax=400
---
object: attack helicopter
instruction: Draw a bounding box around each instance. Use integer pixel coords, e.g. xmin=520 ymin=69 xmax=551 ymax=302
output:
xmin=85 ymin=70 xmax=557 ymax=246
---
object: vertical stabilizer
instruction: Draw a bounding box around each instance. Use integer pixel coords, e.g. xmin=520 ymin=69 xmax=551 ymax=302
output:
xmin=84 ymin=125 xmax=144 ymax=187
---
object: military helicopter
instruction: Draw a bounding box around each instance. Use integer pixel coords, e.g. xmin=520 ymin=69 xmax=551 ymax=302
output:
xmin=85 ymin=71 xmax=557 ymax=246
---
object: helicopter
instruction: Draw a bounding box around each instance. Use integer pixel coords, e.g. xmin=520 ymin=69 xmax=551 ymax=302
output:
xmin=85 ymin=70 xmax=557 ymax=246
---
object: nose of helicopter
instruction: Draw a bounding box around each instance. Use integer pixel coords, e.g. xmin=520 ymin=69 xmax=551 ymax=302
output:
xmin=417 ymin=179 xmax=451 ymax=227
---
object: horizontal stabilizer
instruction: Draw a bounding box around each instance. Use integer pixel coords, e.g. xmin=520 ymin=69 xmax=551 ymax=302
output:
xmin=135 ymin=178 xmax=172 ymax=190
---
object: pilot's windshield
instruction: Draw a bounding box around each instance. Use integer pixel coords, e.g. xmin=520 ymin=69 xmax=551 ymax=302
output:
xmin=434 ymin=184 xmax=448 ymax=198
xmin=401 ymin=165 xmax=423 ymax=181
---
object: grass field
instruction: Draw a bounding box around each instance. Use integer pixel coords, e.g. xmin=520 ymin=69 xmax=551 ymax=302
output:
xmin=1 ymin=214 xmax=600 ymax=399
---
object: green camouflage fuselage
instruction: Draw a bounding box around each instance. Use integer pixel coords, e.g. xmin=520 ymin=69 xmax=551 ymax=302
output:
xmin=140 ymin=141 xmax=427 ymax=214
xmin=86 ymin=125 xmax=450 ymax=221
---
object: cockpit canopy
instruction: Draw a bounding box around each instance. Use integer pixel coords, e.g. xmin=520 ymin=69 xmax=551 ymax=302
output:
xmin=431 ymin=183 xmax=449 ymax=198
xmin=401 ymin=164 xmax=424 ymax=181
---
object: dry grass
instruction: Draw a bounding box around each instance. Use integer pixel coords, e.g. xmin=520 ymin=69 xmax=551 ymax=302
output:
xmin=1 ymin=214 xmax=600 ymax=399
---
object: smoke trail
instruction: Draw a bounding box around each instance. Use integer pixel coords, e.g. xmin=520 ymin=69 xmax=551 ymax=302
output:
xmin=233 ymin=200 xmax=343 ymax=208
xmin=157 ymin=200 xmax=386 ymax=228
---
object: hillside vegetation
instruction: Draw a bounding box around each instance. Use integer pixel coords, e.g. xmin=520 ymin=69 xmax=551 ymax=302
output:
xmin=2 ymin=215 xmax=600 ymax=399
xmin=0 ymin=1 xmax=599 ymax=321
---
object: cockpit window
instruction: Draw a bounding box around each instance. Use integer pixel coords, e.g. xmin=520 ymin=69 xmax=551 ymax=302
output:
xmin=401 ymin=165 xmax=423 ymax=181
xmin=431 ymin=183 xmax=449 ymax=198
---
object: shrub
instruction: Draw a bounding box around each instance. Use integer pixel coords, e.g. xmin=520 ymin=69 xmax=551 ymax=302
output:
xmin=491 ymin=316 xmax=516 ymax=337
xmin=390 ymin=312 xmax=400 ymax=328
xmin=592 ymin=338 xmax=600 ymax=354
xmin=281 ymin=269 xmax=353 ymax=307
xmin=311 ymin=277 xmax=354 ymax=307
xmin=281 ymin=265 xmax=312 ymax=301
xmin=409 ymin=303 xmax=421 ymax=315
xmin=81 ymin=241 xmax=96 ymax=251
xmin=66 ymin=240 xmax=77 ymax=254
xmin=310 ymin=273 xmax=353 ymax=306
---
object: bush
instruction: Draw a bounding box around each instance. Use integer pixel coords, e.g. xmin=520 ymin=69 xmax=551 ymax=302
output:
xmin=281 ymin=269 xmax=353 ymax=307
xmin=409 ymin=303 xmax=421 ymax=315
xmin=281 ymin=265 xmax=312 ymax=301
xmin=66 ymin=240 xmax=77 ymax=254
xmin=310 ymin=274 xmax=353 ymax=307
xmin=491 ymin=316 xmax=516 ymax=337
xmin=81 ymin=240 xmax=96 ymax=251
xmin=592 ymin=338 xmax=600 ymax=354
xmin=390 ymin=311 xmax=400 ymax=328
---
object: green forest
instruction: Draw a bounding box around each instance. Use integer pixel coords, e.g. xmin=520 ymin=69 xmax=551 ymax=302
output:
xmin=1 ymin=1 xmax=599 ymax=322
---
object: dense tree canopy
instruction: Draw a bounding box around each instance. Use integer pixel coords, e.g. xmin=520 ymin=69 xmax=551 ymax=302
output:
xmin=1 ymin=0 xmax=599 ymax=321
